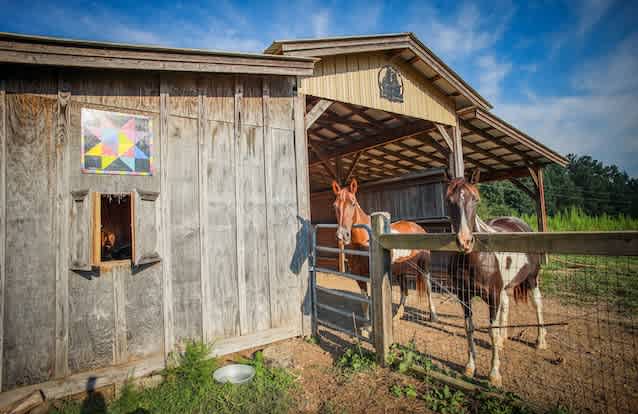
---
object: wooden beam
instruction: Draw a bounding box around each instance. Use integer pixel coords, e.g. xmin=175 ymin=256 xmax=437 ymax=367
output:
xmin=509 ymin=178 xmax=535 ymax=199
xmin=453 ymin=119 xmax=465 ymax=178
xmin=460 ymin=120 xmax=533 ymax=161
xmin=309 ymin=142 xmax=338 ymax=180
xmin=532 ymin=167 xmax=548 ymax=233
xmin=434 ymin=123 xmax=453 ymax=149
xmin=344 ymin=151 xmax=363 ymax=183
xmin=305 ymin=99 xmax=332 ymax=129
xmin=378 ymin=231 xmax=638 ymax=256
xmin=308 ymin=122 xmax=434 ymax=165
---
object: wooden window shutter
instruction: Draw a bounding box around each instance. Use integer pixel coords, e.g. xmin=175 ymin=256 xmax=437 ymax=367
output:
xmin=132 ymin=189 xmax=161 ymax=266
xmin=69 ymin=190 xmax=93 ymax=271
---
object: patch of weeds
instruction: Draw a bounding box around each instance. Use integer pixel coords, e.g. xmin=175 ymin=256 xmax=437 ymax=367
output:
xmin=387 ymin=341 xmax=433 ymax=373
xmin=304 ymin=335 xmax=320 ymax=345
xmin=390 ymin=383 xmax=418 ymax=399
xmin=335 ymin=342 xmax=376 ymax=374
xmin=50 ymin=342 xmax=296 ymax=414
xmin=471 ymin=391 xmax=533 ymax=414
xmin=424 ymin=385 xmax=468 ymax=414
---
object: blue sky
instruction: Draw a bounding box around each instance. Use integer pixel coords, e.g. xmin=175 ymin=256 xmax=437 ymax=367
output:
xmin=2 ymin=0 xmax=637 ymax=175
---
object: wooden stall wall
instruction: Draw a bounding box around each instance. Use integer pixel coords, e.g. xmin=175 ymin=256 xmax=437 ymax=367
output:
xmin=0 ymin=67 xmax=308 ymax=394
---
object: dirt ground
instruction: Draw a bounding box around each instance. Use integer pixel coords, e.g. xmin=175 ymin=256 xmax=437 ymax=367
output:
xmin=315 ymin=272 xmax=638 ymax=414
xmin=279 ymin=336 xmax=432 ymax=414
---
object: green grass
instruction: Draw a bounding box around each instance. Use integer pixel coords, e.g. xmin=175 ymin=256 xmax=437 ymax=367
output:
xmin=540 ymin=255 xmax=638 ymax=313
xmin=50 ymin=341 xmax=296 ymax=414
xmin=521 ymin=207 xmax=638 ymax=232
xmin=335 ymin=342 xmax=377 ymax=374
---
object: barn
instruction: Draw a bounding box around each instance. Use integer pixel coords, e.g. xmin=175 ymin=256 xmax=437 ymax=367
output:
xmin=0 ymin=31 xmax=568 ymax=404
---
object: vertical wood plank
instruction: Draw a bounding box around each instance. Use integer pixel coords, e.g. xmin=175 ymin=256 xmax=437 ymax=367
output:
xmin=371 ymin=212 xmax=392 ymax=365
xmin=198 ymin=85 xmax=211 ymax=342
xmin=112 ymin=266 xmax=128 ymax=364
xmin=234 ymin=76 xmax=247 ymax=334
xmin=293 ymin=88 xmax=312 ymax=336
xmin=54 ymin=74 xmax=71 ymax=378
xmin=159 ymin=75 xmax=174 ymax=357
xmin=0 ymin=78 xmax=5 ymax=390
xmin=263 ymin=78 xmax=276 ymax=330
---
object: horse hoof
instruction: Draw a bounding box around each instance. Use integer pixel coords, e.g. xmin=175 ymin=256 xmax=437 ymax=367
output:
xmin=489 ymin=373 xmax=502 ymax=388
xmin=495 ymin=337 xmax=505 ymax=349
xmin=429 ymin=314 xmax=438 ymax=323
xmin=536 ymin=340 xmax=548 ymax=350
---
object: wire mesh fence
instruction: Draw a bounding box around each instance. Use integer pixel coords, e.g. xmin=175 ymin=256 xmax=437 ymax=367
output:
xmin=391 ymin=251 xmax=638 ymax=414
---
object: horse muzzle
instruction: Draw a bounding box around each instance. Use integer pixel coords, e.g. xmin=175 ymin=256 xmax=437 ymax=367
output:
xmin=336 ymin=226 xmax=351 ymax=245
xmin=456 ymin=234 xmax=475 ymax=253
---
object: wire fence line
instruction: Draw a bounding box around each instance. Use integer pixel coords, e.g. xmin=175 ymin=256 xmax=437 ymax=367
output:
xmin=311 ymin=219 xmax=638 ymax=413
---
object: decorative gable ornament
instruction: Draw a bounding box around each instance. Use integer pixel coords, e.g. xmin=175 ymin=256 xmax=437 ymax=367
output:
xmin=378 ymin=65 xmax=404 ymax=103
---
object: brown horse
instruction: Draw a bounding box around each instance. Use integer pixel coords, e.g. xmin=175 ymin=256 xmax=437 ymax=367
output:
xmin=445 ymin=174 xmax=547 ymax=387
xmin=332 ymin=179 xmax=437 ymax=322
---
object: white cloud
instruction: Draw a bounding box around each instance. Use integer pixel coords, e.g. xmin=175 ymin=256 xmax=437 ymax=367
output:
xmin=476 ymin=55 xmax=512 ymax=101
xmin=493 ymin=33 xmax=638 ymax=175
xmin=550 ymin=0 xmax=615 ymax=54
xmin=407 ymin=0 xmax=514 ymax=62
xmin=311 ymin=9 xmax=331 ymax=37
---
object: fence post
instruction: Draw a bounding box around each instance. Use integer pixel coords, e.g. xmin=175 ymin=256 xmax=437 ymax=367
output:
xmin=370 ymin=212 xmax=393 ymax=365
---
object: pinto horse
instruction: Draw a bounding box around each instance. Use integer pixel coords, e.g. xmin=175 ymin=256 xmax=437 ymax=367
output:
xmin=332 ymin=179 xmax=437 ymax=322
xmin=445 ymin=175 xmax=547 ymax=387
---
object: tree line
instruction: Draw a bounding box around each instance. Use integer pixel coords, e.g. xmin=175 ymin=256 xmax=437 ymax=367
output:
xmin=477 ymin=155 xmax=638 ymax=219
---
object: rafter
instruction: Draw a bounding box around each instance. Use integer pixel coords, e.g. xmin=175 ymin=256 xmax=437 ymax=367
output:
xmin=305 ymin=99 xmax=332 ymax=129
xmin=308 ymin=122 xmax=435 ymax=166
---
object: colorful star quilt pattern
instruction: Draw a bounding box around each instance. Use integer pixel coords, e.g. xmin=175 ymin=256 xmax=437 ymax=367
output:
xmin=81 ymin=108 xmax=153 ymax=176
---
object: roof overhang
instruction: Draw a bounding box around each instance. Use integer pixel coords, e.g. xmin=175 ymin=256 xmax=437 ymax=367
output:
xmin=0 ymin=32 xmax=316 ymax=76
xmin=265 ymin=32 xmax=492 ymax=110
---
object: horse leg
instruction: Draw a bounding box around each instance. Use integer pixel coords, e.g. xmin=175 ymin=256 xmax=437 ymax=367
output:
xmin=424 ymin=270 xmax=438 ymax=322
xmin=463 ymin=301 xmax=477 ymax=378
xmin=393 ymin=275 xmax=407 ymax=321
xmin=531 ymin=286 xmax=548 ymax=350
xmin=496 ymin=289 xmax=509 ymax=348
xmin=489 ymin=295 xmax=503 ymax=387
xmin=356 ymin=280 xmax=369 ymax=320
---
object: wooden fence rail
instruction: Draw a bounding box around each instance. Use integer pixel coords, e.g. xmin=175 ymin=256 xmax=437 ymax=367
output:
xmin=378 ymin=231 xmax=638 ymax=256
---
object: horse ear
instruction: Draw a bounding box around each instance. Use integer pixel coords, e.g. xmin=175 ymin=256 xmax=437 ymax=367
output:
xmin=349 ymin=178 xmax=358 ymax=194
xmin=332 ymin=180 xmax=341 ymax=195
xmin=470 ymin=168 xmax=481 ymax=184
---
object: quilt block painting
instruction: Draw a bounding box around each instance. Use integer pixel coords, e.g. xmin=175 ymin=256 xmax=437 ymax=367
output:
xmin=81 ymin=108 xmax=153 ymax=176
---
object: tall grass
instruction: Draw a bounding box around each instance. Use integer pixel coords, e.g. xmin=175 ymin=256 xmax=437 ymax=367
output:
xmin=521 ymin=207 xmax=638 ymax=231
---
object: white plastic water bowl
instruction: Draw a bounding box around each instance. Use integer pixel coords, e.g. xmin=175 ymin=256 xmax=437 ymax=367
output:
xmin=213 ymin=364 xmax=255 ymax=384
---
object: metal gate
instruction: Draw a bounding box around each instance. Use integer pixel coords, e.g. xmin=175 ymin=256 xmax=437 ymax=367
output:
xmin=309 ymin=223 xmax=373 ymax=342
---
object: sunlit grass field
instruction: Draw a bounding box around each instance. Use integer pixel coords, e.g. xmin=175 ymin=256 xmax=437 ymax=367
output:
xmin=519 ymin=208 xmax=638 ymax=313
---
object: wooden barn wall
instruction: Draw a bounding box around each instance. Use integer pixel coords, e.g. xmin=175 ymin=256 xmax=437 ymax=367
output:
xmin=0 ymin=66 xmax=308 ymax=393
xmin=311 ymin=178 xmax=447 ymax=225
xmin=299 ymin=52 xmax=456 ymax=126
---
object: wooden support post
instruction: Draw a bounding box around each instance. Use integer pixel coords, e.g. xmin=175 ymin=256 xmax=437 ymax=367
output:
xmin=532 ymin=167 xmax=548 ymax=263
xmin=159 ymin=75 xmax=175 ymax=357
xmin=0 ymin=79 xmax=5 ymax=390
xmin=453 ymin=118 xmax=465 ymax=178
xmin=54 ymin=75 xmax=70 ymax=378
xmin=338 ymin=240 xmax=346 ymax=273
xmin=370 ymin=212 xmax=393 ymax=365
xmin=294 ymin=86 xmax=312 ymax=337
xmin=198 ymin=85 xmax=211 ymax=343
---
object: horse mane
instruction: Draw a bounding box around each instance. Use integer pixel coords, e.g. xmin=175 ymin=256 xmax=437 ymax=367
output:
xmin=446 ymin=178 xmax=480 ymax=201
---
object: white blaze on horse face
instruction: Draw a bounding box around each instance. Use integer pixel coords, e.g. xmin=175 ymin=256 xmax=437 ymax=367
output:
xmin=390 ymin=229 xmax=413 ymax=262
xmin=493 ymin=252 xmax=528 ymax=288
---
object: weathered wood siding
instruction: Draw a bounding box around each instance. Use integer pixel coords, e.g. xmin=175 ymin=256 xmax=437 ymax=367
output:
xmin=311 ymin=173 xmax=447 ymax=225
xmin=299 ymin=52 xmax=456 ymax=126
xmin=0 ymin=66 xmax=309 ymax=393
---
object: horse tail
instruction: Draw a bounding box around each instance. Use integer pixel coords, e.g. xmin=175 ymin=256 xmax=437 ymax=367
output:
xmin=513 ymin=279 xmax=531 ymax=303
xmin=416 ymin=272 xmax=426 ymax=299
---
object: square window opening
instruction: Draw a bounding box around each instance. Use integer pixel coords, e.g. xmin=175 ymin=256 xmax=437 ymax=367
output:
xmin=98 ymin=193 xmax=133 ymax=263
